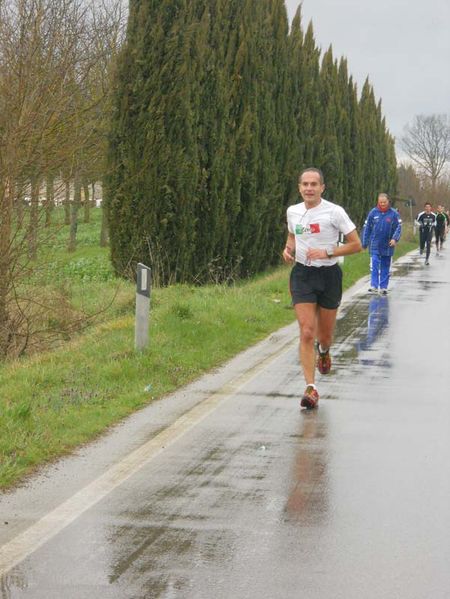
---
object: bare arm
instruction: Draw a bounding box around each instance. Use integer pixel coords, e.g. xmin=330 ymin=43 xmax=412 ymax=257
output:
xmin=337 ymin=229 xmax=362 ymax=256
xmin=306 ymin=229 xmax=362 ymax=261
xmin=282 ymin=232 xmax=295 ymax=263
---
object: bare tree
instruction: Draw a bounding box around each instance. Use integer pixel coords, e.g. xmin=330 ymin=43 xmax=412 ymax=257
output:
xmin=0 ymin=0 xmax=125 ymax=359
xmin=401 ymin=114 xmax=450 ymax=193
xmin=80 ymin=0 xmax=126 ymax=232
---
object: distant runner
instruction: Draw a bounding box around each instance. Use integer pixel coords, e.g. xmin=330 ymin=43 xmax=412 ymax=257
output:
xmin=416 ymin=202 xmax=436 ymax=265
xmin=283 ymin=167 xmax=362 ymax=409
xmin=435 ymin=205 xmax=449 ymax=254
xmin=362 ymin=193 xmax=402 ymax=295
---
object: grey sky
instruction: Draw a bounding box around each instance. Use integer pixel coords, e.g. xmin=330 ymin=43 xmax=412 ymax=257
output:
xmin=285 ymin=0 xmax=450 ymax=153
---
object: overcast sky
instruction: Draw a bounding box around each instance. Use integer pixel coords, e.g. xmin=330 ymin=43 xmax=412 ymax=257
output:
xmin=285 ymin=0 xmax=450 ymax=152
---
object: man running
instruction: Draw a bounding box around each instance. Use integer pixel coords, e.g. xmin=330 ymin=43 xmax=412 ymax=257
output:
xmin=416 ymin=202 xmax=436 ymax=265
xmin=362 ymin=193 xmax=402 ymax=295
xmin=283 ymin=168 xmax=362 ymax=409
xmin=435 ymin=205 xmax=449 ymax=254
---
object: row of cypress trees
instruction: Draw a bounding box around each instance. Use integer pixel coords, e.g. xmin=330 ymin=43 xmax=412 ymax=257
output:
xmin=105 ymin=0 xmax=397 ymax=285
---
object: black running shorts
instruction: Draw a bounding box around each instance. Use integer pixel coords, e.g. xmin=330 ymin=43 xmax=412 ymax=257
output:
xmin=290 ymin=262 xmax=343 ymax=309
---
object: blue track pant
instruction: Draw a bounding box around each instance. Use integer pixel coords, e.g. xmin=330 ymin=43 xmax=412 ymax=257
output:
xmin=370 ymin=254 xmax=392 ymax=290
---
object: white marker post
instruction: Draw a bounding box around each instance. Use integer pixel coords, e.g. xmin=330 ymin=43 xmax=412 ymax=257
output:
xmin=135 ymin=263 xmax=151 ymax=351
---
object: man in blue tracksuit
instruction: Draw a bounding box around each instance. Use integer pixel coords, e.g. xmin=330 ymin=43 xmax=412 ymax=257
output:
xmin=362 ymin=193 xmax=402 ymax=295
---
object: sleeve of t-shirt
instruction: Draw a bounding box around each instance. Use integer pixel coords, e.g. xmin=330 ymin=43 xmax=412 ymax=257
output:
xmin=332 ymin=205 xmax=356 ymax=236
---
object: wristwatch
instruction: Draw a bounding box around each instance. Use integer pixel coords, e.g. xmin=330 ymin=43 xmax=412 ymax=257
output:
xmin=326 ymin=247 xmax=334 ymax=258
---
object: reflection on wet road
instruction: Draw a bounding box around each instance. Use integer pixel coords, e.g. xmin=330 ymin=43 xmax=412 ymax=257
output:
xmin=2 ymin=252 xmax=450 ymax=598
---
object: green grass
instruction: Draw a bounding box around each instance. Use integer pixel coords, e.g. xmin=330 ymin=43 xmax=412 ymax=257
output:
xmin=0 ymin=221 xmax=417 ymax=489
xmin=21 ymin=208 xmax=132 ymax=327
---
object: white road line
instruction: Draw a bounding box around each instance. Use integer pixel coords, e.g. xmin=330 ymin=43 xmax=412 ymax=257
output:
xmin=0 ymin=337 xmax=295 ymax=577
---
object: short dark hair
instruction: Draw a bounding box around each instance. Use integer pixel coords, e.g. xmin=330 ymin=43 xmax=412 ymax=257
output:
xmin=299 ymin=167 xmax=325 ymax=184
xmin=424 ymin=202 xmax=432 ymax=207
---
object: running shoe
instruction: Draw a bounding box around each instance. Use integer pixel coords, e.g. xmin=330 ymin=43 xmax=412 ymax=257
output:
xmin=380 ymin=289 xmax=388 ymax=296
xmin=301 ymin=385 xmax=319 ymax=409
xmin=368 ymin=287 xmax=377 ymax=294
xmin=316 ymin=344 xmax=331 ymax=374
xmin=425 ymin=260 xmax=430 ymax=265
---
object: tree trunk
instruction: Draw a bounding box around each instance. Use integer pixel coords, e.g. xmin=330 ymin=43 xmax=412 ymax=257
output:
xmin=45 ymin=174 xmax=55 ymax=226
xmin=83 ymin=178 xmax=90 ymax=223
xmin=100 ymin=203 xmax=109 ymax=247
xmin=68 ymin=174 xmax=81 ymax=252
xmin=15 ymin=179 xmax=25 ymax=229
xmin=28 ymin=176 xmax=41 ymax=260
xmin=0 ymin=181 xmax=12 ymax=358
xmin=91 ymin=182 xmax=96 ymax=207
xmin=64 ymin=178 xmax=71 ymax=225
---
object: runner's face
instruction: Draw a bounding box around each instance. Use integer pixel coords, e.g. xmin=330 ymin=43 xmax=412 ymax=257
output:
xmin=378 ymin=197 xmax=389 ymax=210
xmin=298 ymin=172 xmax=325 ymax=206
xmin=425 ymin=205 xmax=432 ymax=213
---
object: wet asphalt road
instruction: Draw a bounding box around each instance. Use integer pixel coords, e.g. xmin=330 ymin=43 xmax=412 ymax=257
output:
xmin=1 ymin=249 xmax=450 ymax=598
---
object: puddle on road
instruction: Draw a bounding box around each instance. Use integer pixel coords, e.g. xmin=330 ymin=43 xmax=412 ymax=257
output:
xmin=333 ymin=252 xmax=449 ymax=374
xmin=104 ymin=436 xmax=277 ymax=597
xmin=284 ymin=410 xmax=330 ymax=525
xmin=0 ymin=568 xmax=28 ymax=599
xmin=333 ymin=293 xmax=391 ymax=375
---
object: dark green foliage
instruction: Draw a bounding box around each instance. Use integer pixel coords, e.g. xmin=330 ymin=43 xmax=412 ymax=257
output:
xmin=106 ymin=1 xmax=397 ymax=285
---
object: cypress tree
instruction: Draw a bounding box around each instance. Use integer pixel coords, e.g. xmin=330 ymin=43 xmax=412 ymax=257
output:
xmin=375 ymin=103 xmax=397 ymax=196
xmin=228 ymin=0 xmax=262 ymax=275
xmin=106 ymin=0 xmax=202 ymax=283
xmin=359 ymin=78 xmax=379 ymax=209
xmin=106 ymin=0 xmax=398 ymax=285
xmin=189 ymin=3 xmax=230 ymax=282
xmin=336 ymin=58 xmax=351 ymax=205
xmin=264 ymin=0 xmax=292 ymax=269
xmin=346 ymin=76 xmax=365 ymax=223
xmin=317 ymin=46 xmax=342 ymax=202
xmin=289 ymin=16 xmax=322 ymax=176
xmin=237 ymin=0 xmax=290 ymax=275
xmin=221 ymin=0 xmax=290 ymax=277
xmin=335 ymin=61 xmax=364 ymax=220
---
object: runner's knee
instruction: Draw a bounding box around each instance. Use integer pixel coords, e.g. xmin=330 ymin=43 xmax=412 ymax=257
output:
xmin=300 ymin=324 xmax=315 ymax=344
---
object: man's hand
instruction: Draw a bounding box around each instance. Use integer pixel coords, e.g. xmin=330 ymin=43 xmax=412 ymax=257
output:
xmin=283 ymin=246 xmax=295 ymax=263
xmin=306 ymin=247 xmax=328 ymax=261
xmin=389 ymin=239 xmax=396 ymax=247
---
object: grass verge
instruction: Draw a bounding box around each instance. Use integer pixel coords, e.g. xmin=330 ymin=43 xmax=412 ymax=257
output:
xmin=0 ymin=239 xmax=416 ymax=489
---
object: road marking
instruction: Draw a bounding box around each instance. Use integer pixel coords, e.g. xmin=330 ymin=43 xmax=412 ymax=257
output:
xmin=0 ymin=337 xmax=296 ymax=577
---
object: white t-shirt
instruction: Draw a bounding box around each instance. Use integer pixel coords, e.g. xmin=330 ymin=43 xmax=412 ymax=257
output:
xmin=287 ymin=198 xmax=356 ymax=267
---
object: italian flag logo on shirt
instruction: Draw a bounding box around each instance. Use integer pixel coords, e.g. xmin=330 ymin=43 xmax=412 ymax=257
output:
xmin=296 ymin=223 xmax=321 ymax=234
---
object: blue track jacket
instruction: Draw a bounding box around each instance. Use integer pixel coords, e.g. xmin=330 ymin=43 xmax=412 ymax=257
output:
xmin=362 ymin=207 xmax=402 ymax=256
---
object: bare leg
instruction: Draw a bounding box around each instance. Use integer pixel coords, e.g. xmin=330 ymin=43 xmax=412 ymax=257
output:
xmin=316 ymin=306 xmax=338 ymax=351
xmin=294 ymin=303 xmax=318 ymax=385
